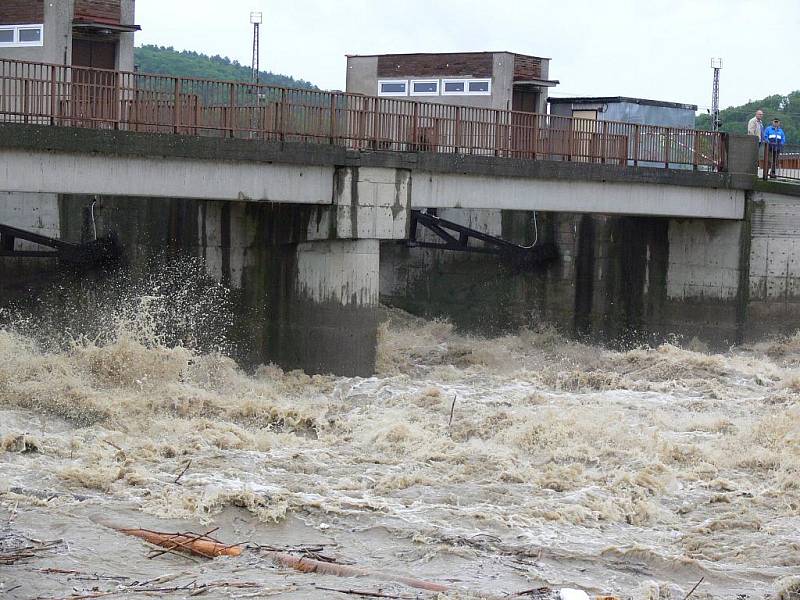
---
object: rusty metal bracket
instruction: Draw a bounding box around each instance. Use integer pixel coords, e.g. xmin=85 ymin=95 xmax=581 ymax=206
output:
xmin=406 ymin=209 xmax=557 ymax=267
xmin=0 ymin=223 xmax=120 ymax=268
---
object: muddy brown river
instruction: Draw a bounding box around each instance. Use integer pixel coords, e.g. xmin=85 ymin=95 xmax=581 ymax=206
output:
xmin=2 ymin=308 xmax=800 ymax=599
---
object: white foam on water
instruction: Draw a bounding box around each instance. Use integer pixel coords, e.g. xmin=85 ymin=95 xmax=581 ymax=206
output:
xmin=1 ymin=307 xmax=799 ymax=598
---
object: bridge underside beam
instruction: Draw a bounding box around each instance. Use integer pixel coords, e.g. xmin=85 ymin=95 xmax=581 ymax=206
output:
xmin=411 ymin=172 xmax=746 ymax=220
xmin=0 ymin=148 xmax=334 ymax=204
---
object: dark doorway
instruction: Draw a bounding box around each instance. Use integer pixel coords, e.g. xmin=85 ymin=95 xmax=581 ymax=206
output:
xmin=72 ymin=38 xmax=117 ymax=69
xmin=510 ymin=88 xmax=542 ymax=157
xmin=512 ymin=88 xmax=539 ymax=113
xmin=70 ymin=37 xmax=118 ymax=126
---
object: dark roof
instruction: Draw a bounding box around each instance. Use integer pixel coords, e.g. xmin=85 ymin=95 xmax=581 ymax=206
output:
xmin=72 ymin=19 xmax=141 ymax=32
xmin=547 ymin=96 xmax=697 ymax=111
xmin=346 ymin=51 xmax=551 ymax=60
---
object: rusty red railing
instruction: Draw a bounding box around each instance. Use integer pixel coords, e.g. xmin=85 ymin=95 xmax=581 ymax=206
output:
xmin=762 ymin=141 xmax=800 ymax=181
xmin=0 ymin=58 xmax=726 ymax=171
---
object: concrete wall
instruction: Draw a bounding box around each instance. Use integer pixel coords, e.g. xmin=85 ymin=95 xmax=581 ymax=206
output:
xmin=380 ymin=198 xmax=798 ymax=349
xmin=281 ymin=240 xmax=379 ymax=374
xmin=117 ymin=0 xmax=135 ymax=71
xmin=0 ymin=2 xmax=73 ymax=65
xmin=0 ymin=191 xmax=61 ymax=289
xmin=747 ymin=189 xmax=800 ymax=337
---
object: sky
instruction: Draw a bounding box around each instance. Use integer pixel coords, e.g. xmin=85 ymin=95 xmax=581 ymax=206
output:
xmin=134 ymin=0 xmax=799 ymax=112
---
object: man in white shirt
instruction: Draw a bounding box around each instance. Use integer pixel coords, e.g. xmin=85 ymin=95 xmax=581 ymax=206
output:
xmin=747 ymin=110 xmax=764 ymax=141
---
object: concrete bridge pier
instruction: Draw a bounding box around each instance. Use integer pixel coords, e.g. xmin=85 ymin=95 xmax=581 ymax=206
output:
xmin=0 ymin=162 xmax=410 ymax=377
xmin=263 ymin=239 xmax=380 ymax=376
xmin=263 ymin=165 xmax=409 ymax=376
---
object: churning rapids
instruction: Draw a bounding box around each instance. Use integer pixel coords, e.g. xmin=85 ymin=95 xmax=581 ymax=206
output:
xmin=2 ymin=304 xmax=800 ymax=598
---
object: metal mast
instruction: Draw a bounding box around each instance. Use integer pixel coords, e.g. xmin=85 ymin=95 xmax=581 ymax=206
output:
xmin=250 ymin=11 xmax=262 ymax=84
xmin=710 ymin=58 xmax=722 ymax=131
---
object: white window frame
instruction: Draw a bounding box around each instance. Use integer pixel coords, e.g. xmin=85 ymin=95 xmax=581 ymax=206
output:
xmin=441 ymin=79 xmax=468 ymax=96
xmin=409 ymin=79 xmax=439 ymax=97
xmin=441 ymin=78 xmax=492 ymax=96
xmin=377 ymin=79 xmax=408 ymax=97
xmin=466 ymin=78 xmax=491 ymax=95
xmin=0 ymin=24 xmax=44 ymax=47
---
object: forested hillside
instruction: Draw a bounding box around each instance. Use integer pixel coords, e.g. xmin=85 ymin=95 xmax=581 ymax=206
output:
xmin=133 ymin=45 xmax=317 ymax=90
xmin=696 ymin=91 xmax=799 ymax=143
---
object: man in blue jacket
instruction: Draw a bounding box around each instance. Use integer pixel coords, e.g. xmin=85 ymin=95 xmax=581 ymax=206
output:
xmin=764 ymin=118 xmax=787 ymax=178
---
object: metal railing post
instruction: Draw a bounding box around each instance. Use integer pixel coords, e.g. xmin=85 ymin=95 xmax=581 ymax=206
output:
xmin=600 ymin=121 xmax=608 ymax=164
xmin=411 ymin=101 xmax=418 ymax=151
xmin=664 ymin=129 xmax=671 ymax=168
xmin=328 ymin=92 xmax=336 ymax=144
xmin=22 ymin=79 xmax=29 ymax=124
xmin=228 ymin=82 xmax=235 ymax=138
xmin=173 ymin=77 xmax=181 ymax=134
xmin=494 ymin=110 xmax=501 ymax=157
xmin=633 ymin=124 xmax=640 ymax=166
xmin=49 ymin=65 xmax=57 ymax=125
xmin=113 ymin=71 xmax=121 ymax=130
xmin=276 ymin=88 xmax=285 ymax=141
xmin=454 ymin=106 xmax=461 ymax=153
xmin=692 ymin=131 xmax=700 ymax=171
xmin=371 ymin=97 xmax=379 ymax=149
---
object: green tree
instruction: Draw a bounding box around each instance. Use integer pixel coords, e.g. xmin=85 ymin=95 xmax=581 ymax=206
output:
xmin=696 ymin=91 xmax=799 ymax=144
xmin=133 ymin=45 xmax=317 ymax=90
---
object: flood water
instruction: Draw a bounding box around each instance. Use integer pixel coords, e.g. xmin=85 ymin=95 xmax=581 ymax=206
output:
xmin=2 ymin=304 xmax=800 ymax=599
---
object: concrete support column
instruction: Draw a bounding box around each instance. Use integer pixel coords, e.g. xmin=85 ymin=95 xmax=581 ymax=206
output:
xmin=266 ymin=239 xmax=380 ymax=377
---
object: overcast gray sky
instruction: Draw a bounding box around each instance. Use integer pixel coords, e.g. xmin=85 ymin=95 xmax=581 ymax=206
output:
xmin=135 ymin=0 xmax=798 ymax=111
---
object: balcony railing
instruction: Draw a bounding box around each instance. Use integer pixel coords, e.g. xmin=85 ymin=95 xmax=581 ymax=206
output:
xmin=0 ymin=58 xmax=726 ymax=171
xmin=762 ymin=142 xmax=800 ymax=182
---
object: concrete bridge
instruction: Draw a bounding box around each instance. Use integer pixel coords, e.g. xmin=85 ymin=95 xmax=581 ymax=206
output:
xmin=0 ymin=123 xmax=748 ymax=220
xmin=3 ymin=58 xmax=797 ymax=377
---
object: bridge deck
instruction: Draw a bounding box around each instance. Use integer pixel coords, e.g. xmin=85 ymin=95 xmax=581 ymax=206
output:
xmin=0 ymin=122 xmax=745 ymax=220
xmin=1 ymin=58 xmax=725 ymax=172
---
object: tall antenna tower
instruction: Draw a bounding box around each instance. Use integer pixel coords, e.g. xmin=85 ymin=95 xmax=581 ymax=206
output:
xmin=710 ymin=57 xmax=722 ymax=131
xmin=250 ymin=11 xmax=262 ymax=84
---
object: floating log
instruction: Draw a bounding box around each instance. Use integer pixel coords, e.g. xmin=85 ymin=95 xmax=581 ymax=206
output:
xmin=259 ymin=550 xmax=449 ymax=593
xmin=116 ymin=528 xmax=243 ymax=558
xmin=115 ymin=527 xmax=449 ymax=593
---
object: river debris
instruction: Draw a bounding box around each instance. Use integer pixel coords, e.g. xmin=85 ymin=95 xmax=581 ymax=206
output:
xmin=1 ymin=504 xmax=66 ymax=565
xmin=173 ymin=459 xmax=192 ymax=484
xmin=1 ymin=527 xmax=65 ymax=565
xmin=115 ymin=527 xmax=243 ymax=558
xmin=683 ymin=577 xmax=705 ymax=600
xmin=257 ymin=547 xmax=450 ymax=593
xmin=34 ymin=580 xmax=288 ymax=599
xmin=115 ymin=526 xmax=450 ymax=593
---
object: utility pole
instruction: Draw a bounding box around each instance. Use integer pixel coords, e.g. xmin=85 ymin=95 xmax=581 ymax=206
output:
xmin=710 ymin=57 xmax=722 ymax=131
xmin=250 ymin=11 xmax=262 ymax=84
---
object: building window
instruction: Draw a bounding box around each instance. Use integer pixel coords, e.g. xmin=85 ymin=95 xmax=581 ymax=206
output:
xmin=378 ymin=80 xmax=408 ymax=96
xmin=467 ymin=79 xmax=491 ymax=94
xmin=410 ymin=79 xmax=439 ymax=96
xmin=0 ymin=24 xmax=44 ymax=47
xmin=442 ymin=80 xmax=466 ymax=94
xmin=441 ymin=78 xmax=492 ymax=96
